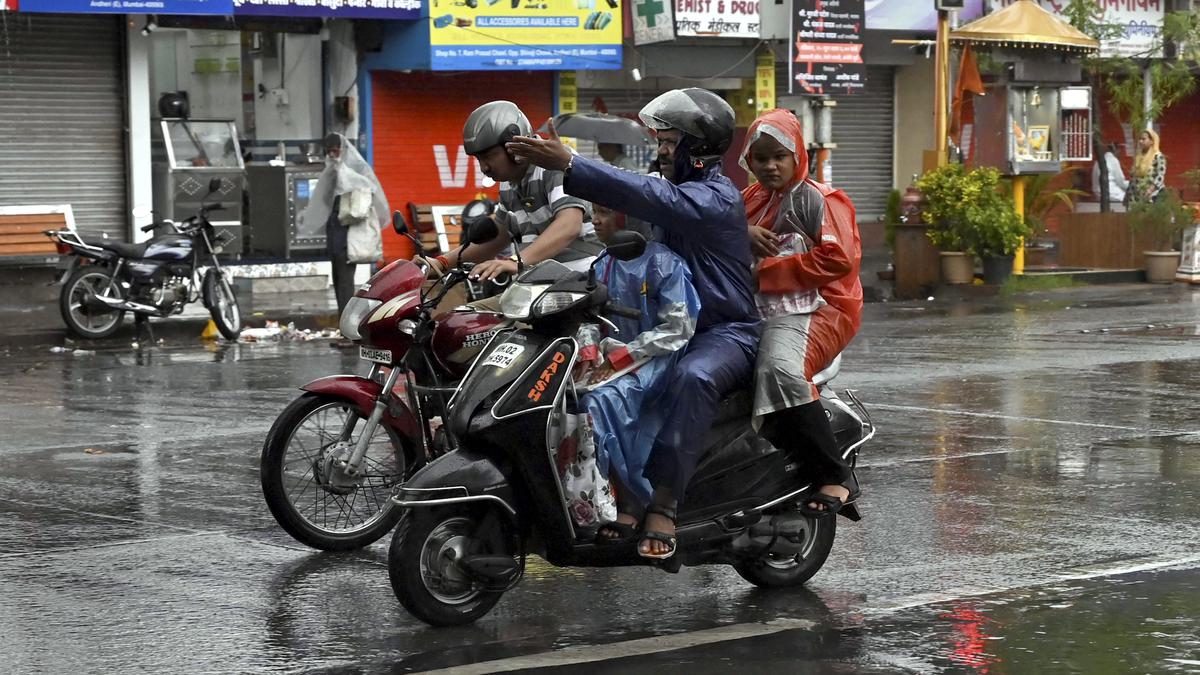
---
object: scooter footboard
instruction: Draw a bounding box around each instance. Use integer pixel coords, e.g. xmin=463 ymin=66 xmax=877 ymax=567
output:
xmin=392 ymin=449 xmax=518 ymax=517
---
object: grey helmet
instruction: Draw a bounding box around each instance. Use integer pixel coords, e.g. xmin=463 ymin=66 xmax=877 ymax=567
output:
xmin=639 ymin=88 xmax=735 ymax=158
xmin=462 ymin=101 xmax=532 ymax=155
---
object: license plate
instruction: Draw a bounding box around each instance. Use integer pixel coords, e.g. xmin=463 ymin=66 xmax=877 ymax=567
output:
xmin=359 ymin=346 xmax=392 ymax=363
xmin=481 ymin=342 xmax=525 ymax=368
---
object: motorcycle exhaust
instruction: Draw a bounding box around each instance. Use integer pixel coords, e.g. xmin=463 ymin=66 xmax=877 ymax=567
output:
xmin=92 ymin=293 xmax=160 ymax=315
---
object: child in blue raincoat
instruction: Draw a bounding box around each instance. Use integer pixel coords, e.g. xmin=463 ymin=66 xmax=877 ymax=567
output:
xmin=582 ymin=202 xmax=701 ymax=544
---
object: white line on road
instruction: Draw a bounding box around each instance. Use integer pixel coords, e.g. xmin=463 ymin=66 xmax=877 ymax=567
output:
xmin=412 ymin=618 xmax=816 ymax=675
xmin=872 ymin=403 xmax=1194 ymax=435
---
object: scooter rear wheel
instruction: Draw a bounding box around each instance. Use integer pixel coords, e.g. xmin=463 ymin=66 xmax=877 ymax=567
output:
xmin=733 ymin=513 xmax=836 ymax=588
xmin=389 ymin=504 xmax=514 ymax=627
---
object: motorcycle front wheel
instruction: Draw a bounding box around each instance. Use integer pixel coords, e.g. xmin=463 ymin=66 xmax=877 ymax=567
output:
xmin=389 ymin=504 xmax=515 ymax=627
xmin=204 ymin=268 xmax=241 ymax=340
xmin=733 ymin=512 xmax=836 ymax=588
xmin=261 ymin=393 xmax=411 ymax=551
xmin=59 ymin=266 xmax=125 ymax=339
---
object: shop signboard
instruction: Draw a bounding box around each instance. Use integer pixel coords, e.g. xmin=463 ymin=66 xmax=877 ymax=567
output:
xmin=429 ymin=0 xmax=623 ymax=70
xmin=986 ymin=0 xmax=1163 ymax=58
xmin=233 ymin=0 xmax=419 ymax=20
xmin=1 ymin=0 xmax=13 ymax=11
xmin=790 ymin=0 xmax=866 ymax=95
xmin=633 ymin=0 xmax=676 ymax=45
xmin=675 ymin=0 xmax=760 ymax=38
xmin=864 ymin=0 xmax=985 ymax=31
xmin=19 ymin=0 xmax=231 ymax=13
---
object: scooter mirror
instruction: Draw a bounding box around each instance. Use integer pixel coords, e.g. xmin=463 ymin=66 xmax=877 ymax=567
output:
xmin=392 ymin=210 xmax=409 ymax=235
xmin=605 ymin=230 xmax=646 ymax=262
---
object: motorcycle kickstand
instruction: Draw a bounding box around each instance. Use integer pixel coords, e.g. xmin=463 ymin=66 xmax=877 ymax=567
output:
xmin=134 ymin=314 xmax=155 ymax=346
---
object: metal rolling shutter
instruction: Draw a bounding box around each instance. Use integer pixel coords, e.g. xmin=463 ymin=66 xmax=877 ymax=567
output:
xmin=573 ymin=88 xmax=658 ymax=169
xmin=830 ymin=66 xmax=895 ymax=222
xmin=0 ymin=15 xmax=128 ymax=241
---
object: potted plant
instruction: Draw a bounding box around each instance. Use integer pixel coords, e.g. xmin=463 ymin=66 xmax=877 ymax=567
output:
xmin=1004 ymin=169 xmax=1085 ymax=267
xmin=918 ymin=165 xmax=1030 ymax=285
xmin=1127 ymin=193 xmax=1194 ymax=283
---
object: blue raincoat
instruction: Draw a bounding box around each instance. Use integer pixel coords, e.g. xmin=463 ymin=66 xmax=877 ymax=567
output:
xmin=584 ymin=242 xmax=701 ymax=505
xmin=566 ymin=155 xmax=760 ymax=499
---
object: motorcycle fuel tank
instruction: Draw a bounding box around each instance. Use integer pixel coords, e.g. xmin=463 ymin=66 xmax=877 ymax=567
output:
xmin=142 ymin=235 xmax=193 ymax=261
xmin=432 ymin=310 xmax=506 ymax=378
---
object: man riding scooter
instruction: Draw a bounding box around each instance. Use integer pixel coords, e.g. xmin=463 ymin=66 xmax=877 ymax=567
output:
xmin=421 ymin=101 xmax=602 ymax=291
xmin=507 ymin=88 xmax=760 ymax=560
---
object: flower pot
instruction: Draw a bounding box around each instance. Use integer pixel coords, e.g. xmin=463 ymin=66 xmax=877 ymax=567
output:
xmin=939 ymin=251 xmax=974 ymax=285
xmin=981 ymin=255 xmax=1015 ymax=285
xmin=1143 ymin=251 xmax=1181 ymax=284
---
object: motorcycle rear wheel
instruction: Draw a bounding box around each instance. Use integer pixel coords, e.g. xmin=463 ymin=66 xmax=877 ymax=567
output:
xmin=261 ymin=393 xmax=411 ymax=551
xmin=389 ymin=504 xmax=513 ymax=627
xmin=60 ymin=266 xmax=125 ymax=339
xmin=733 ymin=512 xmax=836 ymax=588
xmin=204 ymin=268 xmax=241 ymax=340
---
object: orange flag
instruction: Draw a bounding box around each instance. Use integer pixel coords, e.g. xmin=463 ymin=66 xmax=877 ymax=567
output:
xmin=949 ymin=45 xmax=985 ymax=139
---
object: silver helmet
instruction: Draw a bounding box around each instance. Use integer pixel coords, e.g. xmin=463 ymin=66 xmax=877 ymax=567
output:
xmin=462 ymin=101 xmax=532 ymax=155
xmin=639 ymin=88 xmax=735 ymax=158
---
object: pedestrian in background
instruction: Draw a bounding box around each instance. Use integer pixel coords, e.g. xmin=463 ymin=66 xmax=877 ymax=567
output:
xmin=1091 ymin=140 xmax=1128 ymax=212
xmin=597 ymin=142 xmax=641 ymax=173
xmin=1129 ymin=129 xmax=1166 ymax=204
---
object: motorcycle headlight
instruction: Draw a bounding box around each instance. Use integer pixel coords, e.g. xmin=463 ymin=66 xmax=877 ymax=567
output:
xmin=499 ymin=283 xmax=551 ymax=320
xmin=339 ymin=296 xmax=381 ymax=341
xmin=534 ymin=291 xmax=587 ymax=317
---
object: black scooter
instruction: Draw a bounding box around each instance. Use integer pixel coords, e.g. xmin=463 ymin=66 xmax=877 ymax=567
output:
xmin=386 ymin=232 xmax=874 ymax=627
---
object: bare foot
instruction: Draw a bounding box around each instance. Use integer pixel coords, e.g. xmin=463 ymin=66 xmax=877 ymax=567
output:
xmin=805 ymin=484 xmax=850 ymax=512
xmin=597 ymin=512 xmax=638 ymax=540
xmin=638 ymin=510 xmax=676 ymax=557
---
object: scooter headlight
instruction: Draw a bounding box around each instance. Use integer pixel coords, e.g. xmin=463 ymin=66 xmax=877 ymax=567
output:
xmin=534 ymin=291 xmax=587 ymax=317
xmin=499 ymin=283 xmax=551 ymax=320
xmin=339 ymin=296 xmax=381 ymax=341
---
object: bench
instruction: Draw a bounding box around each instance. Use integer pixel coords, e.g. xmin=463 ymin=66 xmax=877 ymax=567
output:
xmin=0 ymin=205 xmax=74 ymax=259
xmin=406 ymin=202 xmax=466 ymax=256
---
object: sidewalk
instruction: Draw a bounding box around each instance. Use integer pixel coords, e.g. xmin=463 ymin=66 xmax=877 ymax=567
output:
xmin=0 ymin=265 xmax=340 ymax=348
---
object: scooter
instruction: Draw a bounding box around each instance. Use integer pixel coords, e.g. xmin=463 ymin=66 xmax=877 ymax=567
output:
xmin=259 ymin=204 xmax=508 ymax=551
xmin=386 ymin=232 xmax=875 ymax=626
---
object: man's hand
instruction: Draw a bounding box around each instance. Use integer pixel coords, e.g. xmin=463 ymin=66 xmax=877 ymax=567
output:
xmin=507 ymin=118 xmax=573 ymax=172
xmin=416 ymin=255 xmax=446 ymax=279
xmin=748 ymin=225 xmax=781 ymax=258
xmin=469 ymin=258 xmax=518 ymax=283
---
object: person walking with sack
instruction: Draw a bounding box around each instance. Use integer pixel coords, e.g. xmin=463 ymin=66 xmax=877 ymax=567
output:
xmin=302 ymin=133 xmax=389 ymax=318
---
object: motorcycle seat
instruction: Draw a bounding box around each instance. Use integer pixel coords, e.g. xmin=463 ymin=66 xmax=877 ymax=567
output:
xmin=88 ymin=238 xmax=148 ymax=259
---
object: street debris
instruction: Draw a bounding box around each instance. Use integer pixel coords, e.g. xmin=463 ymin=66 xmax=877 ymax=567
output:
xmin=236 ymin=320 xmax=340 ymax=344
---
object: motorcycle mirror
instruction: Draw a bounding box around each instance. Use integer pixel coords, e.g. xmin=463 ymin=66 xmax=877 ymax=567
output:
xmin=463 ymin=215 xmax=499 ymax=247
xmin=392 ymin=210 xmax=409 ymax=235
xmin=604 ymin=231 xmax=646 ymax=262
xmin=131 ymin=205 xmax=153 ymax=220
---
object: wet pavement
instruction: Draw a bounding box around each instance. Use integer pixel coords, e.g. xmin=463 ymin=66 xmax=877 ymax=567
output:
xmin=1 ymin=283 xmax=1199 ymax=673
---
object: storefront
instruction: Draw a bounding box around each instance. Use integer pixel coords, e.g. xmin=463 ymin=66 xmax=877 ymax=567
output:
xmin=0 ymin=14 xmax=129 ymax=243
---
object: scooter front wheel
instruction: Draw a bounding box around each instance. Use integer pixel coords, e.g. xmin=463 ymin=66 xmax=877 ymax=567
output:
xmin=260 ymin=393 xmax=411 ymax=551
xmin=733 ymin=513 xmax=836 ymax=588
xmin=389 ymin=504 xmax=515 ymax=627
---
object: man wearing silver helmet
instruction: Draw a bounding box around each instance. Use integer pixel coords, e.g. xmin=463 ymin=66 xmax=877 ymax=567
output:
xmin=422 ymin=101 xmax=601 ymax=285
xmin=508 ymin=88 xmax=759 ymax=561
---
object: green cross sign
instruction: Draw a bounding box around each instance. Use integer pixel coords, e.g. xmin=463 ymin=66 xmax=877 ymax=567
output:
xmin=637 ymin=0 xmax=665 ymax=28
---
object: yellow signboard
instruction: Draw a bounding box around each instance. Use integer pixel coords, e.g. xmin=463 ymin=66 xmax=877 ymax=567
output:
xmin=429 ymin=0 xmax=623 ymax=70
xmin=558 ymin=70 xmax=578 ymax=114
xmin=755 ymin=51 xmax=775 ymax=114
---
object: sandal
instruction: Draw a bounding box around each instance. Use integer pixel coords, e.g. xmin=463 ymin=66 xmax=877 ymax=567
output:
xmin=638 ymin=504 xmax=678 ymax=560
xmin=799 ymin=492 xmax=847 ymax=518
xmin=595 ymin=519 xmax=638 ymax=545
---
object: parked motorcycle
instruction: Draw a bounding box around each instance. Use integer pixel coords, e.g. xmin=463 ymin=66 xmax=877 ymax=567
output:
xmin=44 ymin=178 xmax=241 ymax=341
xmin=386 ymin=233 xmax=875 ymax=626
xmin=259 ymin=205 xmax=508 ymax=551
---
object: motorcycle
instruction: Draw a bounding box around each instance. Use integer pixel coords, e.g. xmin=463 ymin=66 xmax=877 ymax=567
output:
xmin=259 ymin=204 xmax=509 ymax=551
xmin=44 ymin=178 xmax=242 ymax=341
xmin=385 ymin=232 xmax=875 ymax=627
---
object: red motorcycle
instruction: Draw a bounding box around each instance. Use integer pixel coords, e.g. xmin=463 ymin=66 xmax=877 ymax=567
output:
xmin=260 ymin=204 xmax=505 ymax=551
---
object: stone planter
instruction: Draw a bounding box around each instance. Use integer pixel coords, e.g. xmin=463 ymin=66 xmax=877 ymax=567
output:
xmin=940 ymin=251 xmax=974 ymax=285
xmin=1143 ymin=251 xmax=1181 ymax=284
xmin=893 ymin=223 xmax=941 ymax=299
xmin=981 ymin=255 xmax=1015 ymax=285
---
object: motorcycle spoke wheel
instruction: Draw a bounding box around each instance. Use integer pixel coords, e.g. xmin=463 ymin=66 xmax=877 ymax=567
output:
xmin=61 ymin=268 xmax=124 ymax=339
xmin=207 ymin=271 xmax=241 ymax=340
xmin=261 ymin=394 xmax=410 ymax=551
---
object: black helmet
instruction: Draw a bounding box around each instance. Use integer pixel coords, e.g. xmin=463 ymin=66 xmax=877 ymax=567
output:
xmin=463 ymin=101 xmax=532 ymax=155
xmin=639 ymin=88 xmax=734 ymax=158
xmin=158 ymin=91 xmax=190 ymax=119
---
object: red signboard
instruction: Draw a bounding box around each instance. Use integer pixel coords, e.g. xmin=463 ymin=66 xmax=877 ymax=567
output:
xmin=2 ymin=0 xmax=16 ymax=10
xmin=371 ymin=71 xmax=553 ymax=262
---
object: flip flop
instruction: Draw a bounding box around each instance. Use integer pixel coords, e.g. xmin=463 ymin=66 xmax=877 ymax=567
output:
xmin=799 ymin=492 xmax=846 ymax=518
xmin=594 ymin=519 xmax=638 ymax=545
xmin=638 ymin=504 xmax=677 ymax=560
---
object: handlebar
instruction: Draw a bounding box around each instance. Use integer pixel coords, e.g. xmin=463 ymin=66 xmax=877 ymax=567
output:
xmin=605 ymin=303 xmax=642 ymax=321
xmin=140 ymin=223 xmax=157 ymax=233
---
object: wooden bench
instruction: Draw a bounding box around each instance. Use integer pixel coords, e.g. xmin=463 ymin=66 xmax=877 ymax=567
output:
xmin=0 ymin=205 xmax=74 ymax=259
xmin=406 ymin=202 xmax=466 ymax=256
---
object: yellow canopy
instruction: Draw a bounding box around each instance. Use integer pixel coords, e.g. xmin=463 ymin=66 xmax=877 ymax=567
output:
xmin=950 ymin=0 xmax=1099 ymax=53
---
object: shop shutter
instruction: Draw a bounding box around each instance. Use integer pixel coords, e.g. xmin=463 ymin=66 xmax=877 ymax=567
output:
xmin=829 ymin=66 xmax=895 ymax=222
xmin=571 ymin=87 xmax=658 ymax=170
xmin=0 ymin=15 xmax=128 ymax=242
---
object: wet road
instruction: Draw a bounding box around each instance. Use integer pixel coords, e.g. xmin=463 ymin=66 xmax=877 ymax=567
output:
xmin=1 ymin=284 xmax=1198 ymax=673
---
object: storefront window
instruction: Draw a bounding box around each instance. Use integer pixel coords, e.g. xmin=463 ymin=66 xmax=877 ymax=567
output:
xmin=162 ymin=120 xmax=243 ymax=169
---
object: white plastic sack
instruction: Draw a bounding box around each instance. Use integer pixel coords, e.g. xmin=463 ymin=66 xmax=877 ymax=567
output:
xmin=555 ymin=412 xmax=617 ymax=528
xmin=338 ymin=188 xmax=373 ymax=224
xmin=346 ymin=218 xmax=382 ymax=264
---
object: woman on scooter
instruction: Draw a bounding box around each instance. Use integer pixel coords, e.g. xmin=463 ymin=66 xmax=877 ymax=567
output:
xmin=741 ymin=109 xmax=864 ymax=516
xmin=582 ymin=202 xmax=700 ymax=543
